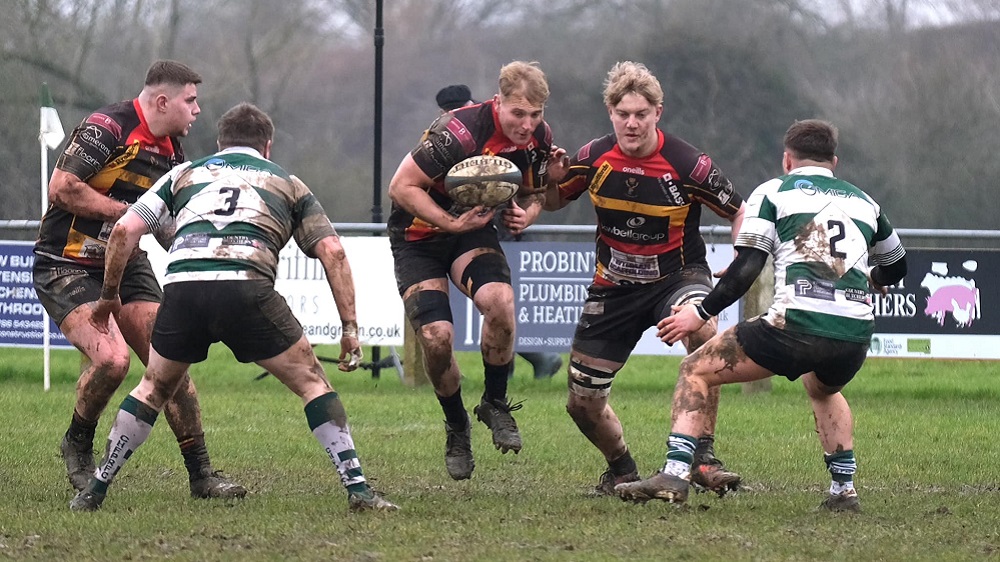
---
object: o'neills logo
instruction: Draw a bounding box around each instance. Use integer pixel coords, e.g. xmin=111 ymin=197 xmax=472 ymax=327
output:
xmin=601 ymin=224 xmax=666 ymax=241
xmin=99 ymin=435 xmax=130 ymax=481
xmin=622 ymin=166 xmax=645 ymax=175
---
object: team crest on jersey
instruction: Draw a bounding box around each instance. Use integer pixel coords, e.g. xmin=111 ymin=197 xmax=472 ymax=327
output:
xmin=625 ymin=177 xmax=639 ymax=198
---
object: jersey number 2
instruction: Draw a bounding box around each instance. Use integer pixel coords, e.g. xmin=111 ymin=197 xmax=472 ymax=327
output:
xmin=215 ymin=187 xmax=240 ymax=216
xmin=827 ymin=220 xmax=847 ymax=259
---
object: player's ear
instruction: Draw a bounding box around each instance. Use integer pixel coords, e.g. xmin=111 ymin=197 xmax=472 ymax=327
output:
xmin=782 ymin=151 xmax=792 ymax=173
xmin=264 ymin=139 xmax=272 ymax=160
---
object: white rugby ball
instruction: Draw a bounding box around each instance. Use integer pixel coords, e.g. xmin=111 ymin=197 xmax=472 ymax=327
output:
xmin=444 ymin=155 xmax=521 ymax=207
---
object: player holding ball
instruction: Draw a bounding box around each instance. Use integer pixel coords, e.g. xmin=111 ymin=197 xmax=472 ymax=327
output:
xmin=387 ymin=61 xmax=569 ymax=481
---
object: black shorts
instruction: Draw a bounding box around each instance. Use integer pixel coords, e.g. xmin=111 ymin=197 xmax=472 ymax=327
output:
xmin=735 ymin=317 xmax=869 ymax=387
xmin=390 ymin=226 xmax=509 ymax=295
xmin=572 ymin=265 xmax=714 ymax=363
xmin=152 ymin=279 xmax=303 ymax=364
xmin=33 ymin=253 xmax=162 ymax=325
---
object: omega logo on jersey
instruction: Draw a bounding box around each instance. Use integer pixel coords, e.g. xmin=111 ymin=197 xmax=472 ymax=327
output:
xmin=626 ymin=217 xmax=646 ymax=228
xmin=205 ymin=158 xmax=226 ymax=171
xmin=794 ymin=179 xmax=818 ymax=195
xmin=622 ymin=166 xmax=645 ymax=175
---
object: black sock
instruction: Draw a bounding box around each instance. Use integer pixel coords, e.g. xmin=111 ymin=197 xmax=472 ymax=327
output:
xmin=483 ymin=360 xmax=513 ymax=403
xmin=437 ymin=388 xmax=468 ymax=428
xmin=694 ymin=434 xmax=717 ymax=465
xmin=178 ymin=434 xmax=212 ymax=479
xmin=67 ymin=410 xmax=98 ymax=442
xmin=609 ymin=449 xmax=637 ymax=476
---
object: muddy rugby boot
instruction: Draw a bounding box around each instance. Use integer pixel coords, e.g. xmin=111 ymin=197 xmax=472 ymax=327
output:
xmin=473 ymin=397 xmax=523 ymax=454
xmin=60 ymin=431 xmax=96 ymax=492
xmin=616 ymin=471 xmax=690 ymax=504
xmin=444 ymin=420 xmax=475 ymax=480
xmin=819 ymin=489 xmax=861 ymax=513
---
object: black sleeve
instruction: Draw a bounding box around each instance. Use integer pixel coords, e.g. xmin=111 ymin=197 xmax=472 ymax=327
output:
xmin=871 ymin=256 xmax=907 ymax=287
xmin=701 ymin=247 xmax=770 ymax=316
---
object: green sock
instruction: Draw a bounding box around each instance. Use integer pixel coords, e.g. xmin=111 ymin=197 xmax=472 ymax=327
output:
xmin=94 ymin=395 xmax=159 ymax=485
xmin=662 ymin=433 xmax=697 ymax=477
xmin=305 ymin=392 xmax=367 ymax=493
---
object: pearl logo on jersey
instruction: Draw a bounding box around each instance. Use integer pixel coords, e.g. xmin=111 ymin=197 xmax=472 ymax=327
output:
xmin=444 ymin=155 xmax=521 ymax=207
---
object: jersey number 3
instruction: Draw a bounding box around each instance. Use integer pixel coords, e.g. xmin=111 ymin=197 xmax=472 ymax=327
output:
xmin=215 ymin=187 xmax=240 ymax=216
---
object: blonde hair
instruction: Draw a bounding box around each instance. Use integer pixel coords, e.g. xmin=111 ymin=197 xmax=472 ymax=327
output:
xmin=498 ymin=61 xmax=550 ymax=106
xmin=603 ymin=61 xmax=663 ymax=107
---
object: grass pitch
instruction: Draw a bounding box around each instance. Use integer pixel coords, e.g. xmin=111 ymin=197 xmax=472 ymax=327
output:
xmin=0 ymin=346 xmax=998 ymax=561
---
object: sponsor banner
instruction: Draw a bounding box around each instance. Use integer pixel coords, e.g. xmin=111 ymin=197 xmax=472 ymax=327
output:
xmin=868 ymin=334 xmax=999 ymax=359
xmin=0 ymin=241 xmax=72 ymax=348
xmin=143 ymin=236 xmax=405 ymax=347
xmin=873 ymin=249 xmax=997 ymax=335
xmin=452 ymin=241 xmax=741 ymax=355
xmin=870 ymin=248 xmax=999 ymax=358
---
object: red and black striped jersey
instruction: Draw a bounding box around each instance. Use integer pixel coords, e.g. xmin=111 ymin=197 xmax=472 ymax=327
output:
xmin=388 ymin=100 xmax=553 ymax=242
xmin=557 ymin=129 xmax=743 ymax=286
xmin=35 ymin=99 xmax=184 ymax=266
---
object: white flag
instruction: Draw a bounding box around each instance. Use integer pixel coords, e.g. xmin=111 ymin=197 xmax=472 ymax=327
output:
xmin=39 ymin=83 xmax=65 ymax=150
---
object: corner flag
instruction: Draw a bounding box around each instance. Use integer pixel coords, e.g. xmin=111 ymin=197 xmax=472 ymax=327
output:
xmin=39 ymin=82 xmax=65 ymax=391
xmin=39 ymin=83 xmax=65 ymax=150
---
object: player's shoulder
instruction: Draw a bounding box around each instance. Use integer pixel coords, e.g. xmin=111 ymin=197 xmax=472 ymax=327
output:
xmin=79 ymin=100 xmax=138 ymax=140
xmin=573 ymin=134 xmax=617 ymax=164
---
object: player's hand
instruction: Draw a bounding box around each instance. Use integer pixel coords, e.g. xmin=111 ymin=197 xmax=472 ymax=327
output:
xmin=447 ymin=206 xmax=494 ymax=234
xmin=90 ymin=296 xmax=121 ymax=335
xmin=656 ymin=304 xmax=707 ymax=345
xmin=868 ymin=275 xmax=889 ymax=296
xmin=338 ymin=336 xmax=363 ymax=372
xmin=503 ymin=200 xmax=528 ymax=236
xmin=546 ymin=145 xmax=571 ymax=184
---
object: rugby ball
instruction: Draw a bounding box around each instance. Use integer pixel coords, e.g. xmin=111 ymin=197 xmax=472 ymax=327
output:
xmin=444 ymin=155 xmax=521 ymax=207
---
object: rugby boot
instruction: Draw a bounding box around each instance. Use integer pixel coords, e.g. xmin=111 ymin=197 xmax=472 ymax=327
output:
xmin=473 ymin=397 xmax=523 ymax=454
xmin=69 ymin=480 xmax=107 ymax=512
xmin=189 ymin=468 xmax=248 ymax=499
xmin=819 ymin=489 xmax=862 ymax=513
xmin=615 ymin=471 xmax=690 ymax=504
xmin=444 ymin=420 xmax=475 ymax=480
xmin=60 ymin=431 xmax=96 ymax=492
xmin=348 ymin=487 xmax=400 ymax=512
xmin=589 ymin=468 xmax=640 ymax=497
xmin=690 ymin=457 xmax=742 ymax=497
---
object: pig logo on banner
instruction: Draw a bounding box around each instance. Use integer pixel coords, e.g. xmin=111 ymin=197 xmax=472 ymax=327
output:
xmin=921 ymin=260 xmax=981 ymax=328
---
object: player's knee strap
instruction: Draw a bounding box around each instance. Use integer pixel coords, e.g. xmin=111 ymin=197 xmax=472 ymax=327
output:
xmin=460 ymin=251 xmax=511 ymax=297
xmin=568 ymin=359 xmax=618 ymax=395
xmin=403 ymin=290 xmax=453 ymax=328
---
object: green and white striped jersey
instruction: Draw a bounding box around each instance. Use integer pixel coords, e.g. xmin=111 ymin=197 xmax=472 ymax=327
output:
xmin=736 ymin=166 xmax=905 ymax=343
xmin=129 ymin=147 xmax=335 ymax=285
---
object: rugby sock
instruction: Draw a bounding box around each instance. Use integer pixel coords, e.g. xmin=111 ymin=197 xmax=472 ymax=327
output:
xmin=483 ymin=360 xmax=513 ymax=403
xmin=178 ymin=434 xmax=212 ymax=480
xmin=68 ymin=410 xmax=98 ymax=439
xmin=93 ymin=395 xmax=159 ymax=486
xmin=662 ymin=433 xmax=698 ymax=478
xmin=609 ymin=448 xmax=637 ymax=476
xmin=305 ymin=392 xmax=367 ymax=493
xmin=436 ymin=388 xmax=469 ymax=428
xmin=693 ymin=434 xmax=717 ymax=464
xmin=824 ymin=450 xmax=857 ymax=494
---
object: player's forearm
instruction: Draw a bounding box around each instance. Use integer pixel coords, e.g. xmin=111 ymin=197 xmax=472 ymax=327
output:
xmin=727 ymin=203 xmax=747 ymax=245
xmin=518 ymin=192 xmax=546 ymax=225
xmin=101 ymin=223 xmax=137 ymax=299
xmin=701 ymin=246 xmax=769 ymax=316
xmin=871 ymin=257 xmax=907 ymax=287
xmin=49 ymin=171 xmax=128 ymax=222
xmin=315 ymin=237 xmax=359 ymax=329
